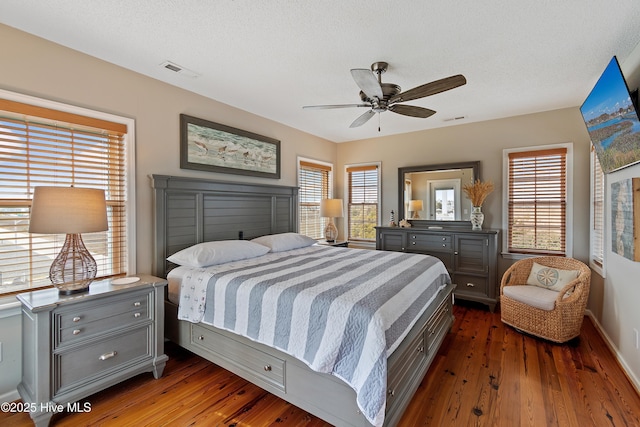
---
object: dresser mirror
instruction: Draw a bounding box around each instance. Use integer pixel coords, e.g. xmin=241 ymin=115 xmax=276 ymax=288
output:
xmin=398 ymin=161 xmax=480 ymax=227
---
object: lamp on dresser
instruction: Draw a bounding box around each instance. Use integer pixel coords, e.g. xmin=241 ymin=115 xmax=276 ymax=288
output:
xmin=29 ymin=186 xmax=108 ymax=295
xmin=320 ymin=198 xmax=343 ymax=242
xmin=409 ymin=199 xmax=423 ymax=219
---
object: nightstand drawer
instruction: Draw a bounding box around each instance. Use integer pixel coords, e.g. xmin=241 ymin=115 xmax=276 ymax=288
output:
xmin=54 ymin=325 xmax=152 ymax=395
xmin=54 ymin=289 xmax=152 ymax=347
xmin=57 ymin=305 xmax=150 ymax=346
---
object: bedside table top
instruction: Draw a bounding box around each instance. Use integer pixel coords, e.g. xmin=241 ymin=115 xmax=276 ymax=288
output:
xmin=16 ymin=274 xmax=167 ymax=312
xmin=316 ymin=239 xmax=349 ymax=247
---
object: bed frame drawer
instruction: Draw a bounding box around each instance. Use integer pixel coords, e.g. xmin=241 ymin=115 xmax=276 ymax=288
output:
xmin=190 ymin=323 xmax=285 ymax=392
xmin=426 ymin=296 xmax=453 ymax=353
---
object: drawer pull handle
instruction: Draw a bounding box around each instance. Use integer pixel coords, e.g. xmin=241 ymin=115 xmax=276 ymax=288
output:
xmin=417 ymin=346 xmax=424 ymax=353
xmin=466 ymin=283 xmax=475 ymax=287
xmin=134 ymin=312 xmax=141 ymax=318
xmin=197 ymin=335 xmax=204 ymax=341
xmin=412 ymin=242 xmax=416 ymax=245
xmin=72 ymin=316 xmax=81 ymax=322
xmin=442 ymin=244 xmax=446 ymax=247
xmin=72 ymin=329 xmax=81 ymax=335
xmin=388 ymin=389 xmax=395 ymax=397
xmin=454 ymin=251 xmax=458 ymax=255
xmin=264 ymin=365 xmax=272 ymax=372
xmin=134 ymin=302 xmax=141 ymax=307
xmin=442 ymin=237 xmax=446 ymax=241
xmin=99 ymin=351 xmax=117 ymax=361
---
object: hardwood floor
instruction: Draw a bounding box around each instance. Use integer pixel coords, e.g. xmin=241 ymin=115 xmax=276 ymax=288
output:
xmin=2 ymin=301 xmax=639 ymax=426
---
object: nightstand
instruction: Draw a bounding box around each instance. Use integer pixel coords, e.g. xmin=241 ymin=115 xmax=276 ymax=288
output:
xmin=16 ymin=275 xmax=168 ymax=427
xmin=317 ymin=239 xmax=349 ymax=248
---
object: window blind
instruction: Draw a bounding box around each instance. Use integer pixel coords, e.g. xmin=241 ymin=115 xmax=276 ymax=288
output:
xmin=508 ymin=148 xmax=567 ymax=255
xmin=347 ymin=164 xmax=379 ymax=241
xmin=592 ymin=147 xmax=604 ymax=266
xmin=298 ymin=160 xmax=331 ymax=239
xmin=0 ymin=99 xmax=128 ymax=293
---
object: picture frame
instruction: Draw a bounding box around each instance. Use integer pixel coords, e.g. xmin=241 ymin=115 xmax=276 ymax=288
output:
xmin=180 ymin=114 xmax=281 ymax=179
xmin=611 ymin=177 xmax=640 ymax=261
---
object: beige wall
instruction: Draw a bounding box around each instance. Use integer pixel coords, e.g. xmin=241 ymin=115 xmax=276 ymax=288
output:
xmin=336 ymin=107 xmax=592 ymax=262
xmin=2 ymin=22 xmax=639 ymax=394
xmin=0 ymin=24 xmax=336 ymax=273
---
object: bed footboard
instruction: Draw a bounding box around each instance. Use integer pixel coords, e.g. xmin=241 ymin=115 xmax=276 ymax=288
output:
xmin=164 ymin=283 xmax=455 ymax=427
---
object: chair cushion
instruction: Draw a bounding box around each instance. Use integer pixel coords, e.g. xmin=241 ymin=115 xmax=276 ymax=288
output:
xmin=503 ymin=285 xmax=562 ymax=311
xmin=525 ymin=262 xmax=579 ymax=292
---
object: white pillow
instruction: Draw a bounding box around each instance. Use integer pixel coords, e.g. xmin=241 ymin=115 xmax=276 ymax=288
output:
xmin=167 ymin=240 xmax=270 ymax=268
xmin=525 ymin=262 xmax=579 ymax=292
xmin=251 ymin=232 xmax=317 ymax=252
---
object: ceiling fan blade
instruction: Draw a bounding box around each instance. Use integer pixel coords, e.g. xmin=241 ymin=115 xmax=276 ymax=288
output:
xmin=349 ymin=110 xmax=376 ymax=128
xmin=350 ymin=69 xmax=383 ymax=100
xmin=389 ymin=104 xmax=436 ymax=118
xmin=303 ymin=103 xmax=370 ymax=110
xmin=389 ymin=74 xmax=466 ymax=104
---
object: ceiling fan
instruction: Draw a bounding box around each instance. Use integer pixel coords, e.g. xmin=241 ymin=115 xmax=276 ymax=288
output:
xmin=303 ymin=61 xmax=466 ymax=129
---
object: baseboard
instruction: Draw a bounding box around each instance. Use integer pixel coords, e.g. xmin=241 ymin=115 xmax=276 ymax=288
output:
xmin=585 ymin=309 xmax=640 ymax=396
xmin=0 ymin=389 xmax=20 ymax=404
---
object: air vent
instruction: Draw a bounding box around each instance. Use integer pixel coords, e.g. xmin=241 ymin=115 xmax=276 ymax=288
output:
xmin=159 ymin=61 xmax=200 ymax=78
xmin=443 ymin=115 xmax=467 ymax=122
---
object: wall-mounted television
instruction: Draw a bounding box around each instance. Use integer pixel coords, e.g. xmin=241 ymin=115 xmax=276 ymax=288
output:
xmin=580 ymin=56 xmax=640 ymax=173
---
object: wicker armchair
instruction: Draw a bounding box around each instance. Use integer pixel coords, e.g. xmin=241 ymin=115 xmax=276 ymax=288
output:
xmin=500 ymin=257 xmax=591 ymax=343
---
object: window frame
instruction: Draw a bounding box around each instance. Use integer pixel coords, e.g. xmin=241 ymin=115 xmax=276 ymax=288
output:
xmin=0 ymin=88 xmax=136 ymax=294
xmin=297 ymin=157 xmax=333 ymax=240
xmin=590 ymin=146 xmax=605 ymax=276
xmin=502 ymin=143 xmax=573 ymax=259
xmin=344 ymin=161 xmax=381 ymax=243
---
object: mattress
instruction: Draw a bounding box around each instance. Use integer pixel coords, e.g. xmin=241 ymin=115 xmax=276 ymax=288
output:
xmin=168 ymin=245 xmax=450 ymax=427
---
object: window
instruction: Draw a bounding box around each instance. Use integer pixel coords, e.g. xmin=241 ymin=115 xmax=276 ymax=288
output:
xmin=346 ymin=163 xmax=380 ymax=241
xmin=504 ymin=145 xmax=572 ymax=256
xmin=298 ymin=159 xmax=332 ymax=239
xmin=591 ymin=146 xmax=605 ymax=272
xmin=0 ymin=92 xmax=134 ymax=294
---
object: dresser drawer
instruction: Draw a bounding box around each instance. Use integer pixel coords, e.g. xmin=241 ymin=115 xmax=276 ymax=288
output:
xmin=387 ymin=324 xmax=426 ymax=409
xmin=54 ymin=289 xmax=152 ymax=348
xmin=54 ymin=325 xmax=152 ymax=395
xmin=454 ymin=274 xmax=488 ymax=296
xmin=408 ymin=233 xmax=452 ymax=252
xmin=191 ymin=323 xmax=285 ymax=392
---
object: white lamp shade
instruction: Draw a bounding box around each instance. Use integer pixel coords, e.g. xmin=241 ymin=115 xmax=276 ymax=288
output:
xmin=408 ymin=199 xmax=423 ymax=212
xmin=320 ymin=198 xmax=344 ymax=218
xmin=29 ymin=186 xmax=108 ymax=234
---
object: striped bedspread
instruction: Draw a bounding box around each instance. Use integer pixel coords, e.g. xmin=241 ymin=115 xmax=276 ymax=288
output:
xmin=177 ymin=245 xmax=451 ymax=427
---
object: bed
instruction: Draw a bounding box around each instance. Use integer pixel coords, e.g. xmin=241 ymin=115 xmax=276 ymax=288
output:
xmin=151 ymin=175 xmax=455 ymax=427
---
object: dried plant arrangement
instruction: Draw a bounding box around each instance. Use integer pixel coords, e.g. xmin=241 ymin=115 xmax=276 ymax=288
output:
xmin=462 ymin=179 xmax=495 ymax=207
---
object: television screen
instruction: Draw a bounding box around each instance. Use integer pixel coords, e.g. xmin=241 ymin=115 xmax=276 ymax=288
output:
xmin=580 ymin=56 xmax=640 ymax=173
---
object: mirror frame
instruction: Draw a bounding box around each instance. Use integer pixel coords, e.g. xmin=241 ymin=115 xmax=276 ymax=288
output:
xmin=397 ymin=161 xmax=480 ymax=228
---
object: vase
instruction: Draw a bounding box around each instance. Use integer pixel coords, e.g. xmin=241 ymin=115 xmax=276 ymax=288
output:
xmin=470 ymin=206 xmax=484 ymax=230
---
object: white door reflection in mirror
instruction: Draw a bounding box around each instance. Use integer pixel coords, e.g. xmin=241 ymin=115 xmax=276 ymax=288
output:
xmin=427 ymin=179 xmax=461 ymax=221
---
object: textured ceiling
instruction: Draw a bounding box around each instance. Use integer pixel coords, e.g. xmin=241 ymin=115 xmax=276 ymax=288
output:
xmin=2 ymin=1 xmax=640 ymax=142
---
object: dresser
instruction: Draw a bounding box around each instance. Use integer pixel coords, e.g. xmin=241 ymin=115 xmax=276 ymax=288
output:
xmin=16 ymin=275 xmax=168 ymax=427
xmin=376 ymin=226 xmax=500 ymax=311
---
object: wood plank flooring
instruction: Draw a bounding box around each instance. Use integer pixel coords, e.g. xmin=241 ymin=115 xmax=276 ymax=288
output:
xmin=2 ymin=301 xmax=639 ymax=426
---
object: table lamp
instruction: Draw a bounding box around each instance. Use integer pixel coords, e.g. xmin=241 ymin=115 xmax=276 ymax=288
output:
xmin=409 ymin=199 xmax=423 ymax=219
xmin=29 ymin=186 xmax=108 ymax=294
xmin=320 ymin=198 xmax=343 ymax=242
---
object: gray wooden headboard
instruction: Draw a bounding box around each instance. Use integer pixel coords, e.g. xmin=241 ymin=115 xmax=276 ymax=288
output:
xmin=150 ymin=174 xmax=298 ymax=277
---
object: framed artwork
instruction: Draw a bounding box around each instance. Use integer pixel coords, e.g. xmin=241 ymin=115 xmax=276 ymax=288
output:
xmin=611 ymin=177 xmax=640 ymax=261
xmin=180 ymin=114 xmax=281 ymax=179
